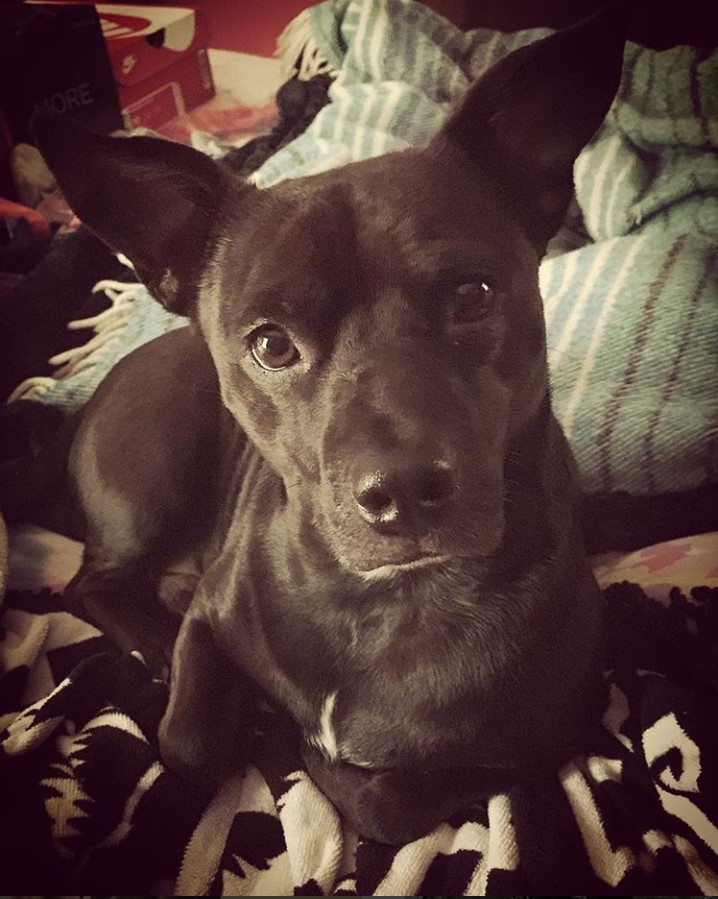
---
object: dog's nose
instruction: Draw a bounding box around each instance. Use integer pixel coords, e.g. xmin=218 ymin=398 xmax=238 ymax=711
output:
xmin=354 ymin=461 xmax=457 ymax=531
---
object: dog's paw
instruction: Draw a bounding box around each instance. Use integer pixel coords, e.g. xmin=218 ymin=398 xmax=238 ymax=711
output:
xmin=301 ymin=743 xmax=506 ymax=845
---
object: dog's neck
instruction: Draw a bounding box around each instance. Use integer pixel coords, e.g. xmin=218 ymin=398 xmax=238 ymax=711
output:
xmin=231 ymin=407 xmax=596 ymax=771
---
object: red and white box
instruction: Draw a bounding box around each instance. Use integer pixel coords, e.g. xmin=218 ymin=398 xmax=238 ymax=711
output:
xmin=98 ymin=4 xmax=215 ymax=130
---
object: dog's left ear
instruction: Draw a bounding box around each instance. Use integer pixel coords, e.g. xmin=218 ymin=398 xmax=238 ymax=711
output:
xmin=33 ymin=115 xmax=226 ymax=314
xmin=436 ymin=5 xmax=625 ymax=247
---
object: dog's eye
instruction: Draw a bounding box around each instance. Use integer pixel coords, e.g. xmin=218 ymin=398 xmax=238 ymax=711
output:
xmin=452 ymin=280 xmax=496 ymax=324
xmin=250 ymin=325 xmax=299 ymax=371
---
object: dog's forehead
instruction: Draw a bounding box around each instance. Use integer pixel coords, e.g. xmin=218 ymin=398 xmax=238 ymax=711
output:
xmin=265 ymin=150 xmax=521 ymax=252
xmin=218 ymin=150 xmax=530 ymax=304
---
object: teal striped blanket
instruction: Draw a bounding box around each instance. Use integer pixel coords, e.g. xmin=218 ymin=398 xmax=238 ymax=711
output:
xmin=18 ymin=0 xmax=718 ymax=499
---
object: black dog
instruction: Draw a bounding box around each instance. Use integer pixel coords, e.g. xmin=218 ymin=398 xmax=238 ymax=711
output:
xmin=16 ymin=11 xmax=625 ymax=844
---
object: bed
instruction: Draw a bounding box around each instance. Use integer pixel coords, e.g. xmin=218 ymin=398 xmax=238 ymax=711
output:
xmin=1 ymin=0 xmax=717 ymax=894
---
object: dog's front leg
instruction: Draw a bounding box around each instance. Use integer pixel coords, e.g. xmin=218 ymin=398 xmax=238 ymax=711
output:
xmin=158 ymin=614 xmax=257 ymax=788
xmin=64 ymin=555 xmax=179 ymax=675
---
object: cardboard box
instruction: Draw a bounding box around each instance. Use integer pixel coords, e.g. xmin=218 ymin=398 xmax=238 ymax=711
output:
xmin=0 ymin=4 xmax=123 ymax=143
xmin=98 ymin=4 xmax=216 ymax=130
xmin=0 ymin=3 xmax=123 ymax=200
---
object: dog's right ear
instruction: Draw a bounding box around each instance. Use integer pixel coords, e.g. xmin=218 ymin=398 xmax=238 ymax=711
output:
xmin=33 ymin=115 xmax=226 ymax=314
xmin=435 ymin=5 xmax=625 ymax=248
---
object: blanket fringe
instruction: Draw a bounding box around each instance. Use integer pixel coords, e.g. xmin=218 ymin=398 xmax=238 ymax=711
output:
xmin=6 ymin=260 xmax=142 ymax=404
xmin=276 ymin=8 xmax=337 ymax=82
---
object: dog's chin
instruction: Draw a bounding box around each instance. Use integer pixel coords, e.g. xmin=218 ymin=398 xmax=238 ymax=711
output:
xmin=333 ymin=522 xmax=505 ymax=582
xmin=356 ymin=553 xmax=455 ymax=582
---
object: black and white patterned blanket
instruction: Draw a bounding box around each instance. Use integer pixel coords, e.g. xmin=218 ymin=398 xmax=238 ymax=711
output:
xmin=2 ymin=573 xmax=718 ymax=895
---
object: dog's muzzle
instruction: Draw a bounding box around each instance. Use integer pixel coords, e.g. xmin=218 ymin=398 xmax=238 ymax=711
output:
xmin=322 ymin=445 xmax=505 ymax=575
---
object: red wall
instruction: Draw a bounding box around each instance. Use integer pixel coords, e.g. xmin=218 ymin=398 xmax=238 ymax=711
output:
xmin=24 ymin=1 xmax=469 ymax=59
xmin=200 ymin=1 xmax=467 ymax=57
xmin=201 ymin=0 xmax=317 ymax=57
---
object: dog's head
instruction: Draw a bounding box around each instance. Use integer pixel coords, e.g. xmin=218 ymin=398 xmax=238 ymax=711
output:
xmin=36 ymin=10 xmax=623 ymax=578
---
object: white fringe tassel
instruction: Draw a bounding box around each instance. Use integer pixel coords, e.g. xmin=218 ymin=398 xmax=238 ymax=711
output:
xmin=276 ymin=8 xmax=337 ymax=82
xmin=7 ymin=269 xmax=143 ymax=404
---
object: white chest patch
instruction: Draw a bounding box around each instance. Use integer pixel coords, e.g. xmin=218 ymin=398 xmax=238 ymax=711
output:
xmin=308 ymin=691 xmax=339 ymax=761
